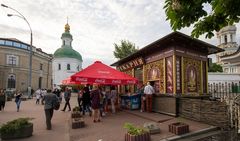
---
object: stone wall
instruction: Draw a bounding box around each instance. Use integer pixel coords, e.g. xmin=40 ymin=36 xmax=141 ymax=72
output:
xmin=179 ymin=98 xmax=229 ymax=128
xmin=195 ymin=130 xmax=240 ymax=141
xmin=153 ymin=95 xmax=176 ymax=116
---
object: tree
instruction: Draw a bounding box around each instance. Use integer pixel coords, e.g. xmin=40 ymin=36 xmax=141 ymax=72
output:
xmin=164 ymin=0 xmax=240 ymax=38
xmin=208 ymin=63 xmax=223 ymax=72
xmin=113 ymin=40 xmax=138 ymax=60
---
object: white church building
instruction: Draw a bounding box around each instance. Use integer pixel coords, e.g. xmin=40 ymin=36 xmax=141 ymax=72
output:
xmin=209 ymin=25 xmax=240 ymax=84
xmin=216 ymin=25 xmax=239 ymax=73
xmin=52 ymin=23 xmax=82 ymax=87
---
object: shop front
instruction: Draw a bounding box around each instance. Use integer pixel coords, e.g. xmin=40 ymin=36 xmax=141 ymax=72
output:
xmin=111 ymin=32 xmax=223 ymax=116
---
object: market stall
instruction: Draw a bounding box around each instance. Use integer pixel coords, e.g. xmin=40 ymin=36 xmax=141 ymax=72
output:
xmin=111 ymin=32 xmax=224 ymax=116
xmin=62 ymin=61 xmax=139 ymax=110
xmin=68 ymin=61 xmax=138 ymax=85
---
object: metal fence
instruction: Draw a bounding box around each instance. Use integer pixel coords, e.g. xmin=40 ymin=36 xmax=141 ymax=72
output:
xmin=208 ymin=82 xmax=240 ymax=139
xmin=208 ymin=82 xmax=240 ymax=99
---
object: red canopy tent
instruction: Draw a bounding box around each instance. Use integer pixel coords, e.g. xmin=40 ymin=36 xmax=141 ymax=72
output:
xmin=62 ymin=77 xmax=77 ymax=85
xmin=62 ymin=61 xmax=138 ymax=85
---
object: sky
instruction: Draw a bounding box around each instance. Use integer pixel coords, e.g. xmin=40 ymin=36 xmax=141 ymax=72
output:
xmin=0 ymin=0 xmax=240 ymax=68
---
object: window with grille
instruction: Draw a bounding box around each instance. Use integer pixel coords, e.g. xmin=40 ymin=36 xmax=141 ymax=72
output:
xmin=7 ymin=55 xmax=18 ymax=66
xmin=7 ymin=74 xmax=16 ymax=89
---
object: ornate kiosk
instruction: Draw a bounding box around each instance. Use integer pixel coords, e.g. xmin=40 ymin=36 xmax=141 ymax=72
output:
xmin=111 ymin=32 xmax=223 ymax=116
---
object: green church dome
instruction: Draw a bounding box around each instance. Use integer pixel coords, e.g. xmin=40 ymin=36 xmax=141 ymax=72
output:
xmin=54 ymin=46 xmax=82 ymax=61
xmin=61 ymin=32 xmax=72 ymax=39
xmin=53 ymin=23 xmax=82 ymax=61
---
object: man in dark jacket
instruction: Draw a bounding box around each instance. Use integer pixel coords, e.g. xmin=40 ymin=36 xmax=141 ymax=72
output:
xmin=82 ymin=85 xmax=91 ymax=116
xmin=61 ymin=88 xmax=71 ymax=111
xmin=44 ymin=89 xmax=58 ymax=130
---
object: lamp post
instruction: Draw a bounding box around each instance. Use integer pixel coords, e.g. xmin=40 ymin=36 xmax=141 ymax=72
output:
xmin=1 ymin=4 xmax=33 ymax=98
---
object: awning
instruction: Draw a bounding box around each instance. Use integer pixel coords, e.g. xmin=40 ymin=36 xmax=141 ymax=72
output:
xmin=63 ymin=61 xmax=138 ymax=85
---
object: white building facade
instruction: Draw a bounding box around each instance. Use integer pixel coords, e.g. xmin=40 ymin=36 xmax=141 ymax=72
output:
xmin=209 ymin=25 xmax=240 ymax=85
xmin=52 ymin=23 xmax=82 ymax=87
xmin=216 ymin=25 xmax=239 ymax=73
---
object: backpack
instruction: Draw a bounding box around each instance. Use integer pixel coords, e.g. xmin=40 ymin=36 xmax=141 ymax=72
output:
xmin=53 ymin=97 xmax=60 ymax=110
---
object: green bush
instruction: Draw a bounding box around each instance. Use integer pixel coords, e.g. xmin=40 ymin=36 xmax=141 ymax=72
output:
xmin=123 ymin=123 xmax=148 ymax=136
xmin=0 ymin=118 xmax=33 ymax=135
xmin=73 ymin=106 xmax=80 ymax=112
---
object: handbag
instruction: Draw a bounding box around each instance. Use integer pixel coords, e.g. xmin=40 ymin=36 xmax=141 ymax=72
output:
xmin=53 ymin=98 xmax=60 ymax=110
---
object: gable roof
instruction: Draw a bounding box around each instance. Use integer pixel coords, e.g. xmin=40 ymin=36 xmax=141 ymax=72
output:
xmin=111 ymin=31 xmax=223 ymax=66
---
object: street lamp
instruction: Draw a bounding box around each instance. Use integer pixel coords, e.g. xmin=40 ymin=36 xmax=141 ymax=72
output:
xmin=1 ymin=3 xmax=33 ymax=98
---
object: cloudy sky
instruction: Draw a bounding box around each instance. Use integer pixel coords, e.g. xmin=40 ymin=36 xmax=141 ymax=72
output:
xmin=0 ymin=0 xmax=240 ymax=68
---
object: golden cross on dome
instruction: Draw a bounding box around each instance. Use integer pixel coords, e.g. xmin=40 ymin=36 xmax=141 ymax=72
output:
xmin=65 ymin=16 xmax=70 ymax=32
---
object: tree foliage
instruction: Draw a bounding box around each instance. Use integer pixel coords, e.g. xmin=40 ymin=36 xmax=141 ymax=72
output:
xmin=113 ymin=40 xmax=138 ymax=60
xmin=164 ymin=0 xmax=240 ymax=38
xmin=208 ymin=63 xmax=223 ymax=72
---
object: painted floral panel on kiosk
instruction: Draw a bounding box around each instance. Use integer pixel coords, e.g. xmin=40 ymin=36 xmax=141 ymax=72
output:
xmin=147 ymin=67 xmax=160 ymax=80
xmin=187 ymin=66 xmax=197 ymax=92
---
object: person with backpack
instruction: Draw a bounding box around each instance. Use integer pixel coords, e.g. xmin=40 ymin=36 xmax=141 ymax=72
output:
xmin=61 ymin=88 xmax=71 ymax=111
xmin=44 ymin=89 xmax=59 ymax=130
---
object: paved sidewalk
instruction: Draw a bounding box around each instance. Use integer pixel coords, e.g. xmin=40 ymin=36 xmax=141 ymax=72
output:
xmin=0 ymin=98 xmax=71 ymax=141
xmin=0 ymin=97 xmax=212 ymax=141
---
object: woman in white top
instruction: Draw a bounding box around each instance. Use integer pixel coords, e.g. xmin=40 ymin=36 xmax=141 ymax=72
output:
xmin=110 ymin=86 xmax=117 ymax=113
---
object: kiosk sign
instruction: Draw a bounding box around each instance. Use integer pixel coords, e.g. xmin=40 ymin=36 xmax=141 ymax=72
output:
xmin=117 ymin=58 xmax=144 ymax=71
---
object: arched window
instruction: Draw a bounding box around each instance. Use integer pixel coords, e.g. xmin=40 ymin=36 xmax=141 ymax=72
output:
xmin=67 ymin=64 xmax=71 ymax=70
xmin=58 ymin=64 xmax=61 ymax=70
xmin=7 ymin=74 xmax=16 ymax=89
xmin=224 ymin=35 xmax=227 ymax=44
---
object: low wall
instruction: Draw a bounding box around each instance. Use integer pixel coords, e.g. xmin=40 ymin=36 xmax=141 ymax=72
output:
xmin=179 ymin=98 xmax=228 ymax=128
xmin=153 ymin=95 xmax=176 ymax=116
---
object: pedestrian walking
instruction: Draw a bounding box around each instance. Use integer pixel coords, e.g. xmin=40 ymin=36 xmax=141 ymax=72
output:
xmin=100 ymin=88 xmax=106 ymax=116
xmin=143 ymin=82 xmax=155 ymax=112
xmin=136 ymin=84 xmax=145 ymax=112
xmin=82 ymin=85 xmax=92 ymax=116
xmin=77 ymin=88 xmax=83 ymax=112
xmin=110 ymin=86 xmax=117 ymax=114
xmin=41 ymin=89 xmax=47 ymax=105
xmin=61 ymin=88 xmax=71 ymax=111
xmin=44 ymin=89 xmax=59 ymax=130
xmin=14 ymin=91 xmax=22 ymax=112
xmin=35 ymin=89 xmax=41 ymax=104
xmin=91 ymin=85 xmax=101 ymax=122
xmin=0 ymin=89 xmax=6 ymax=111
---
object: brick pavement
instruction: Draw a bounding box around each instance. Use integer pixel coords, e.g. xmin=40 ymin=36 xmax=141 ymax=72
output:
xmin=0 ymin=96 xmax=212 ymax=141
xmin=0 ymin=98 xmax=71 ymax=141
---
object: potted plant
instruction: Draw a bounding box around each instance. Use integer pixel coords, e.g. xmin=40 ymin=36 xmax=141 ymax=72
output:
xmin=124 ymin=123 xmax=150 ymax=141
xmin=71 ymin=106 xmax=84 ymax=129
xmin=0 ymin=117 xmax=33 ymax=140
xmin=71 ymin=106 xmax=82 ymax=118
xmin=168 ymin=122 xmax=189 ymax=135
